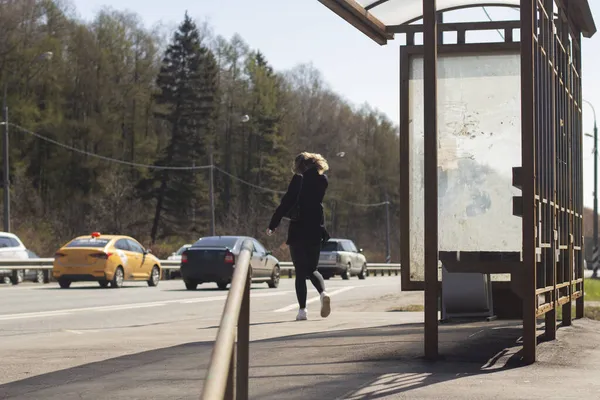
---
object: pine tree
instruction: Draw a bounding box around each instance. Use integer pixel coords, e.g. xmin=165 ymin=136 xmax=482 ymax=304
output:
xmin=144 ymin=13 xmax=219 ymax=243
xmin=242 ymin=51 xmax=289 ymax=234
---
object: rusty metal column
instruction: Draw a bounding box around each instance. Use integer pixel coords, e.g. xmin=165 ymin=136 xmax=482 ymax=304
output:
xmin=520 ymin=0 xmax=537 ymax=365
xmin=236 ymin=274 xmax=250 ymax=400
xmin=423 ymin=0 xmax=439 ymax=360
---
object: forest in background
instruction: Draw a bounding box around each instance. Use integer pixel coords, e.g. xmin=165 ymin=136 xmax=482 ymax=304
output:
xmin=0 ymin=0 xmax=400 ymax=261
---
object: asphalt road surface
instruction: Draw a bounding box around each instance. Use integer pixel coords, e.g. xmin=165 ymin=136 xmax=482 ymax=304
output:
xmin=0 ymin=275 xmax=422 ymax=399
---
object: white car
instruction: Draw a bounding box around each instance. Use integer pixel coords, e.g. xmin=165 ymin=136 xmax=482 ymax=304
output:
xmin=0 ymin=232 xmax=32 ymax=284
xmin=166 ymin=244 xmax=192 ymax=279
xmin=168 ymin=244 xmax=192 ymax=261
xmin=318 ymin=239 xmax=368 ymax=280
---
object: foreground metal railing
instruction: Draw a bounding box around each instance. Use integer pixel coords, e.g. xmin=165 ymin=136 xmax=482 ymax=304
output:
xmin=201 ymin=239 xmax=253 ymax=400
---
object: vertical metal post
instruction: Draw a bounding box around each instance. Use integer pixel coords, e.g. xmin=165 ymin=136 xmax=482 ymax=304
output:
xmin=521 ymin=0 xmax=537 ymax=365
xmin=236 ymin=273 xmax=250 ymax=400
xmin=593 ymin=120 xmax=598 ymax=250
xmin=330 ymin=200 xmax=336 ymax=237
xmin=423 ymin=0 xmax=439 ymax=360
xmin=2 ymin=82 xmax=10 ymax=233
xmin=385 ymin=194 xmax=391 ymax=263
xmin=192 ymin=160 xmax=196 ymax=227
xmin=209 ymin=151 xmax=216 ymax=236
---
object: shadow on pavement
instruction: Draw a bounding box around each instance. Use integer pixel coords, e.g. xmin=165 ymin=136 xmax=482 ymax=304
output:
xmin=0 ymin=321 xmax=526 ymax=399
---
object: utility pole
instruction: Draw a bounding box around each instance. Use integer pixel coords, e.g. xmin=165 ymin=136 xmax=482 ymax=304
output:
xmin=585 ymin=99 xmax=598 ymax=255
xmin=3 ymin=82 xmax=10 ymax=233
xmin=385 ymin=194 xmax=391 ymax=263
xmin=593 ymin=119 xmax=598 ymax=253
xmin=209 ymin=151 xmax=216 ymax=236
xmin=1 ymin=52 xmax=52 ymax=234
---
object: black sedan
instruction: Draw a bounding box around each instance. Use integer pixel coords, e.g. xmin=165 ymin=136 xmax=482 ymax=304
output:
xmin=180 ymin=236 xmax=280 ymax=290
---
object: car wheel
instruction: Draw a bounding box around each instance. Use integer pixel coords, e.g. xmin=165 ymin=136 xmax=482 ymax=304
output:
xmin=217 ymin=282 xmax=229 ymax=290
xmin=147 ymin=266 xmax=160 ymax=287
xmin=341 ymin=264 xmax=351 ymax=280
xmin=358 ymin=264 xmax=367 ymax=280
xmin=111 ymin=267 xmax=124 ymax=288
xmin=10 ymin=270 xmax=24 ymax=285
xmin=99 ymin=280 xmax=109 ymax=288
xmin=58 ymin=279 xmax=71 ymax=289
xmin=35 ymin=270 xmax=45 ymax=284
xmin=184 ymin=280 xmax=198 ymax=290
xmin=268 ymin=265 xmax=280 ymax=289
xmin=323 ymin=275 xmax=330 ymax=280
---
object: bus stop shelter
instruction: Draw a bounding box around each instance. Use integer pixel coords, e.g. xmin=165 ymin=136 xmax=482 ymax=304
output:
xmin=318 ymin=0 xmax=596 ymax=363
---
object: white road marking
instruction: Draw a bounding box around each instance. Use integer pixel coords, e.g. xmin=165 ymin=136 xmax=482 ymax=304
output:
xmin=0 ymin=290 xmax=295 ymax=321
xmin=274 ymin=287 xmax=355 ymax=312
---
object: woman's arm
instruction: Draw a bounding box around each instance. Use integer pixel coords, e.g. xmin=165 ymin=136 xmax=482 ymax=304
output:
xmin=268 ymin=174 xmax=302 ymax=231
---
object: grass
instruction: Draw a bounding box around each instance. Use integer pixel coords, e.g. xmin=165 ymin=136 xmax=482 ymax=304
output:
xmin=387 ymin=304 xmax=425 ymax=312
xmin=584 ymin=278 xmax=600 ymax=301
xmin=555 ymin=305 xmax=600 ymax=321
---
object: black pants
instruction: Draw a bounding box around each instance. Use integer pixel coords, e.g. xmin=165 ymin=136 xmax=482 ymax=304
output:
xmin=289 ymin=243 xmax=326 ymax=309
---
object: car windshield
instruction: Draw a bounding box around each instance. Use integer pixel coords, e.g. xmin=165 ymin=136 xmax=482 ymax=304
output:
xmin=66 ymin=238 xmax=110 ymax=248
xmin=192 ymin=237 xmax=238 ymax=249
xmin=321 ymin=241 xmax=339 ymax=252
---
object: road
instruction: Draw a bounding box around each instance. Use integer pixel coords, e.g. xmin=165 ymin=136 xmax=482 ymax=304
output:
xmin=0 ymin=276 xmax=422 ymax=395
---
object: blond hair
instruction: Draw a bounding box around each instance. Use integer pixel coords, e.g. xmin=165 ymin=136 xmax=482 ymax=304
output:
xmin=293 ymin=152 xmax=329 ymax=175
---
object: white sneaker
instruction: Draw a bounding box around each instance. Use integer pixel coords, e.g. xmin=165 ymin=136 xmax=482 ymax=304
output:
xmin=320 ymin=292 xmax=331 ymax=318
xmin=296 ymin=308 xmax=308 ymax=321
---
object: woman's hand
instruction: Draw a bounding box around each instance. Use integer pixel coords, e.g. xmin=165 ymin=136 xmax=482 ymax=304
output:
xmin=266 ymin=228 xmax=275 ymax=236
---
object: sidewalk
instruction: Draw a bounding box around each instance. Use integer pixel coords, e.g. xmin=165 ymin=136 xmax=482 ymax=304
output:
xmin=1 ymin=312 xmax=600 ymax=399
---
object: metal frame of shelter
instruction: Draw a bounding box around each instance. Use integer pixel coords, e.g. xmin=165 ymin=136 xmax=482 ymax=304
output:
xmin=318 ymin=0 xmax=596 ymax=363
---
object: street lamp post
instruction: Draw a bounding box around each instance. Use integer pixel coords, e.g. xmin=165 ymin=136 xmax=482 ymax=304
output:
xmin=2 ymin=82 xmax=9 ymax=233
xmin=208 ymin=114 xmax=250 ymax=236
xmin=2 ymin=51 xmax=53 ymax=233
xmin=584 ymin=99 xmax=598 ymax=255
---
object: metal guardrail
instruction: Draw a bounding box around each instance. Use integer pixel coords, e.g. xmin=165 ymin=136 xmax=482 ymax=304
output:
xmin=0 ymin=259 xmax=401 ymax=283
xmin=0 ymin=260 xmax=400 ymax=271
xmin=201 ymin=239 xmax=253 ymax=400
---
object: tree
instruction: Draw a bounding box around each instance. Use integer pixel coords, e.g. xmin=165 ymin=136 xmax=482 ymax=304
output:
xmin=144 ymin=13 xmax=219 ymax=243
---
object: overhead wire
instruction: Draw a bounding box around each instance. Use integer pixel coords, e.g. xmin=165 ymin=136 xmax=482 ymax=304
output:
xmin=10 ymin=122 xmax=390 ymax=207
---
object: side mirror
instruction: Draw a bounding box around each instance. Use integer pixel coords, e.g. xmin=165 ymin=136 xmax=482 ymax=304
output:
xmin=146 ymin=249 xmax=153 ymax=254
xmin=266 ymin=251 xmax=272 ymax=256
xmin=359 ymin=249 xmax=363 ymax=253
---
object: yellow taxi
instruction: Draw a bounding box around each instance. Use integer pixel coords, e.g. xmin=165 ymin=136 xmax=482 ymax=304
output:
xmin=53 ymin=232 xmax=161 ymax=289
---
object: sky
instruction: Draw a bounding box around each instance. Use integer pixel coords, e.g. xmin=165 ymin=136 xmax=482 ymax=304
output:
xmin=70 ymin=0 xmax=600 ymax=208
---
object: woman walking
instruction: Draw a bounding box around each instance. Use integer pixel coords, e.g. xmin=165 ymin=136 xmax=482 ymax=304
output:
xmin=267 ymin=152 xmax=331 ymax=321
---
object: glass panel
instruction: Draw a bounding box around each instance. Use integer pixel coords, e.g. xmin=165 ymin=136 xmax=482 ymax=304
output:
xmin=253 ymin=241 xmax=266 ymax=254
xmin=0 ymin=237 xmax=18 ymax=248
xmin=127 ymin=239 xmax=145 ymax=254
xmin=321 ymin=241 xmax=339 ymax=252
xmin=115 ymin=239 xmax=130 ymax=251
xmin=193 ymin=237 xmax=239 ymax=250
xmin=356 ymin=0 xmax=519 ymax=26
xmin=66 ymin=238 xmax=110 ymax=248
xmin=408 ymin=51 xmax=522 ymax=281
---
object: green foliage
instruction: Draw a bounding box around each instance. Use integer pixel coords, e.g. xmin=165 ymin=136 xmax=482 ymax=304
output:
xmin=0 ymin=1 xmax=400 ymax=261
xmin=142 ymin=13 xmax=219 ymax=242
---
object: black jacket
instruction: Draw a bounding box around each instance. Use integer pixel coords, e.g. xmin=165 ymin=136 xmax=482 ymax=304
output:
xmin=269 ymin=167 xmax=329 ymax=246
